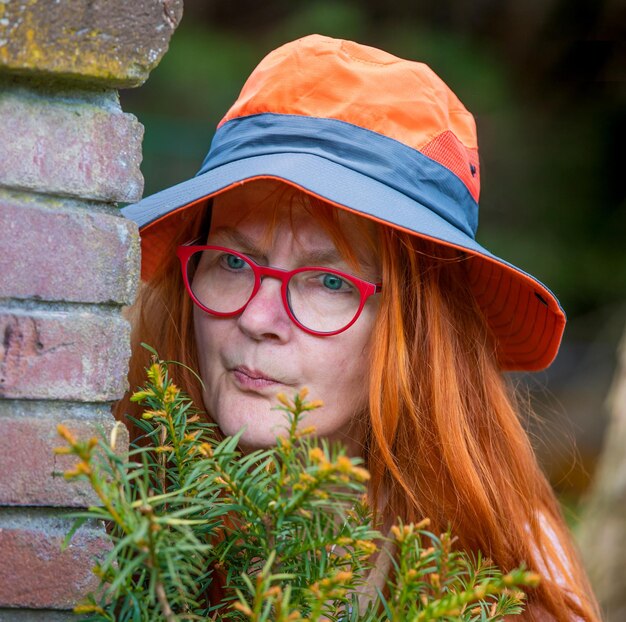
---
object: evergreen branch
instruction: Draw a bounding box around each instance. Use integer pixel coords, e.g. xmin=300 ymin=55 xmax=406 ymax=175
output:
xmin=57 ymin=351 xmax=539 ymax=622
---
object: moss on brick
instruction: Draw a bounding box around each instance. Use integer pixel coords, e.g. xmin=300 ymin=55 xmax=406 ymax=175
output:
xmin=0 ymin=0 xmax=182 ymax=87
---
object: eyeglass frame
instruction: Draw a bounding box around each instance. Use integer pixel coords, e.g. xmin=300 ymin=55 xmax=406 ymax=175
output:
xmin=177 ymin=240 xmax=383 ymax=336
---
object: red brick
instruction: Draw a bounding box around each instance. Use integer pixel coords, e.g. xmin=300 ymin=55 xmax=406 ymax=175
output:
xmin=0 ymin=195 xmax=140 ymax=305
xmin=0 ymin=0 xmax=182 ymax=88
xmin=0 ymin=89 xmax=144 ymax=202
xmin=0 ymin=511 xmax=108 ymax=609
xmin=0 ymin=401 xmax=129 ymax=507
xmin=0 ymin=309 xmax=131 ymax=401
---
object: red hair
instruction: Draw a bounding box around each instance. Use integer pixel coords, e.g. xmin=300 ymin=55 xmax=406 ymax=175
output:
xmin=367 ymin=226 xmax=599 ymax=620
xmin=115 ymin=187 xmax=600 ymax=621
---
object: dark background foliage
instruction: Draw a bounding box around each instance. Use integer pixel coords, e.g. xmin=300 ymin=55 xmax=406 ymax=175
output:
xmin=120 ymin=0 xmax=625 ymax=510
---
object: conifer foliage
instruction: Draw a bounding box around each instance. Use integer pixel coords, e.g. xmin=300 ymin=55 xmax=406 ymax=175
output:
xmin=56 ymin=347 xmax=539 ymax=621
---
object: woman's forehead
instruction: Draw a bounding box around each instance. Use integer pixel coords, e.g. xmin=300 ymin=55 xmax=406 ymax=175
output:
xmin=211 ymin=182 xmax=314 ymax=231
xmin=211 ymin=179 xmax=333 ymax=227
xmin=210 ymin=180 xmax=379 ymax=263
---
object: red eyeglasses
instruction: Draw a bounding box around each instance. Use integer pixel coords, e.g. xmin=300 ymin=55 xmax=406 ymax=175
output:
xmin=177 ymin=242 xmax=382 ymax=336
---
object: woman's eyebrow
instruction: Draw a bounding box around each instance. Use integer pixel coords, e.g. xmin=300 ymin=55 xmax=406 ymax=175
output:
xmin=210 ymin=226 xmax=345 ymax=265
xmin=209 ymin=226 xmax=378 ymax=275
xmin=303 ymin=247 xmax=380 ymax=274
xmin=298 ymin=249 xmax=346 ymax=266
xmin=209 ymin=227 xmax=259 ymax=251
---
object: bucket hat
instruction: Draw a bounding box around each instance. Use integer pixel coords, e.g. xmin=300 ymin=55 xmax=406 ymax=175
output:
xmin=122 ymin=34 xmax=566 ymax=371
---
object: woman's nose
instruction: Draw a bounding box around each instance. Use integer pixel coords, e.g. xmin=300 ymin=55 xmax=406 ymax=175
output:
xmin=236 ymin=277 xmax=292 ymax=341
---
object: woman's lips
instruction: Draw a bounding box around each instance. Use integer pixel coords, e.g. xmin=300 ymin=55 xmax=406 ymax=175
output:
xmin=231 ymin=366 xmax=286 ymax=391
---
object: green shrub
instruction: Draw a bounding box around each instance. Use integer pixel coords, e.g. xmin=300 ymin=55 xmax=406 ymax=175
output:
xmin=57 ymin=348 xmax=539 ymax=621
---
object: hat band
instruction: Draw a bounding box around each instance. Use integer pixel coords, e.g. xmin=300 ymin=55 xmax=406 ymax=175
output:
xmin=198 ymin=113 xmax=479 ymax=239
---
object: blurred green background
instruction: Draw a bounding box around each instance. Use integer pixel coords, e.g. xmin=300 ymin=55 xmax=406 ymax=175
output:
xmin=120 ymin=0 xmax=625 ymax=510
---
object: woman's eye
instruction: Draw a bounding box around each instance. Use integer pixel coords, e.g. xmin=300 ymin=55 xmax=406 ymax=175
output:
xmin=321 ymin=273 xmax=348 ymax=291
xmin=224 ymin=253 xmax=247 ymax=270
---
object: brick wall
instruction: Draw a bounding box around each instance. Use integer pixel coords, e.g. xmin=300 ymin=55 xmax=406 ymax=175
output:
xmin=0 ymin=1 xmax=183 ymax=618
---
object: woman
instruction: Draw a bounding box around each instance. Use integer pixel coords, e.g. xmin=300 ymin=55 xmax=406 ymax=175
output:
xmin=118 ymin=35 xmax=600 ymax=620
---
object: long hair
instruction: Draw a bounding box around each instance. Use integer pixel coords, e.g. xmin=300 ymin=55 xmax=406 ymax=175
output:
xmin=367 ymin=226 xmax=600 ymax=620
xmin=115 ymin=188 xmax=600 ymax=621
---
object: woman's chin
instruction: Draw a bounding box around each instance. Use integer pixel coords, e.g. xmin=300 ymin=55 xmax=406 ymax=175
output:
xmin=210 ymin=398 xmax=292 ymax=449
xmin=226 ymin=424 xmax=290 ymax=451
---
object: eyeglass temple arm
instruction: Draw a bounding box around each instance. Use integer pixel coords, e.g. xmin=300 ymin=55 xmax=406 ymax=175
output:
xmin=182 ymin=236 xmax=206 ymax=246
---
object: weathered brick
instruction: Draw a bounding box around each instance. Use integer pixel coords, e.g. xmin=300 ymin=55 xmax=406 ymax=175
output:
xmin=0 ymin=400 xmax=129 ymax=507
xmin=0 ymin=308 xmax=131 ymax=401
xmin=0 ymin=0 xmax=183 ymax=88
xmin=0 ymin=510 xmax=108 ymax=609
xmin=0 ymin=194 xmax=140 ymax=305
xmin=0 ymin=87 xmax=144 ymax=202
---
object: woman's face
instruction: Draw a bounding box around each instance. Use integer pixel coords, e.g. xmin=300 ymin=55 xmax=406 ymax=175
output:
xmin=193 ymin=180 xmax=381 ymax=454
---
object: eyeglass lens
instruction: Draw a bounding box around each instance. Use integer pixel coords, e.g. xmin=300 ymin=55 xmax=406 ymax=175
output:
xmin=188 ymin=249 xmax=363 ymax=333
